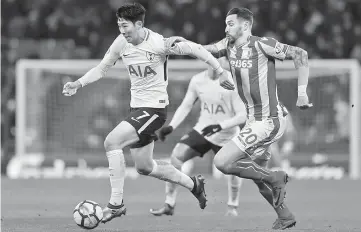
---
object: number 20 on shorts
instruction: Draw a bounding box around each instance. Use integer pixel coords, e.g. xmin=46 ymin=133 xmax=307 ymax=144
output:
xmin=239 ymin=128 xmax=258 ymax=145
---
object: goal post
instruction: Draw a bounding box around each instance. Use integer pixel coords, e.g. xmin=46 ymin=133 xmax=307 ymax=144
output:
xmin=276 ymin=59 xmax=360 ymax=180
xmin=14 ymin=59 xmax=360 ymax=179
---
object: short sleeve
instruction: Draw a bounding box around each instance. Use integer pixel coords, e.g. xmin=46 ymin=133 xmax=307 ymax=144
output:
xmin=257 ymin=37 xmax=289 ymax=60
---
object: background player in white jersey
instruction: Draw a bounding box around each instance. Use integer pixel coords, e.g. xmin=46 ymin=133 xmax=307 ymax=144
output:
xmin=200 ymin=8 xmax=313 ymax=230
xmin=62 ymin=2 xmax=231 ymax=223
xmin=150 ymin=58 xmax=246 ymax=217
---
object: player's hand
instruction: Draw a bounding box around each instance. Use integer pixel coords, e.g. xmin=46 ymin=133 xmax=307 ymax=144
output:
xmin=158 ymin=126 xmax=173 ymax=141
xmin=296 ymin=95 xmax=313 ymax=110
xmin=165 ymin=36 xmax=187 ymax=49
xmin=201 ymin=124 xmax=222 ymax=137
xmin=219 ymin=71 xmax=235 ymax=90
xmin=62 ymin=81 xmax=81 ymax=96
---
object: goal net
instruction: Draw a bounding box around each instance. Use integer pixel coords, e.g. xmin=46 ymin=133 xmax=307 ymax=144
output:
xmin=11 ymin=59 xmax=360 ymax=179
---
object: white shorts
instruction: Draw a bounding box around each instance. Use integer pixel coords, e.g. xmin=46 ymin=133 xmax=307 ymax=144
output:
xmin=232 ymin=116 xmax=288 ymax=160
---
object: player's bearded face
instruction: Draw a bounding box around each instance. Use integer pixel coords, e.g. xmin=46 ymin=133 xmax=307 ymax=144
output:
xmin=225 ymin=15 xmax=243 ymax=43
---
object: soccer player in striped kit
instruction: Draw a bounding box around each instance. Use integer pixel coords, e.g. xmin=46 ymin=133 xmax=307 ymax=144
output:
xmin=203 ymin=7 xmax=312 ymax=230
xmin=62 ymin=2 xmax=232 ymax=224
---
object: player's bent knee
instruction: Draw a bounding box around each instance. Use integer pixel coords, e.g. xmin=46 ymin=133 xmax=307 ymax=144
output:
xmin=135 ymin=164 xmax=153 ymax=175
xmin=103 ymin=135 xmax=122 ymax=151
xmin=214 ymin=142 xmax=236 ymax=172
xmin=131 ymin=142 xmax=155 ymax=175
xmin=104 ymin=133 xmax=130 ymax=151
xmin=136 ymin=167 xmax=153 ymax=175
xmin=214 ymin=141 xmax=250 ymax=174
xmin=213 ymin=153 xmax=229 ymax=174
xmin=214 ymin=163 xmax=230 ymax=174
xmin=104 ymin=121 xmax=139 ymax=152
xmin=170 ymin=143 xmax=192 ymax=168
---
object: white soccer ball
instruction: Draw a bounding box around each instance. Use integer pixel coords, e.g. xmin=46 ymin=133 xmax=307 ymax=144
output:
xmin=73 ymin=200 xmax=103 ymax=229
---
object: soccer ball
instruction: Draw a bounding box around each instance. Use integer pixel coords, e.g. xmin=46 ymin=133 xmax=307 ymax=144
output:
xmin=73 ymin=200 xmax=103 ymax=229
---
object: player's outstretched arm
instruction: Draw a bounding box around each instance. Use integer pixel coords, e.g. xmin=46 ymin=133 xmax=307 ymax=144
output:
xmin=166 ymin=40 xmax=234 ymax=90
xmin=257 ymin=37 xmax=312 ymax=109
xmin=62 ymin=35 xmax=126 ymax=96
xmin=203 ymin=44 xmax=219 ymax=56
xmin=203 ymin=38 xmax=228 ymax=58
xmin=165 ymin=36 xmax=227 ymax=58
xmin=159 ymin=78 xmax=198 ymax=141
xmin=166 ymin=40 xmax=224 ymax=75
xmin=164 ymin=36 xmax=187 ymax=50
xmin=169 ymin=79 xmax=198 ymax=130
xmin=285 ymin=45 xmax=313 ymax=109
xmin=285 ymin=45 xmax=309 ymax=87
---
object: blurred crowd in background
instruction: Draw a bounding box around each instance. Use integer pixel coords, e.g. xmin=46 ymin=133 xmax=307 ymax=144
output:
xmin=2 ymin=0 xmax=361 ymax=171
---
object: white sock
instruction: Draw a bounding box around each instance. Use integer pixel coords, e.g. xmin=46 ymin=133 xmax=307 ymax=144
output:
xmin=164 ymin=158 xmax=192 ymax=207
xmin=227 ymin=175 xmax=242 ymax=207
xmin=165 ymin=182 xmax=177 ymax=207
xmin=106 ymin=149 xmax=125 ymax=206
xmin=149 ymin=160 xmax=194 ymax=191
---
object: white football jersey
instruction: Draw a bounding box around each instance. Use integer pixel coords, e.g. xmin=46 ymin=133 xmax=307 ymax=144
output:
xmin=191 ymin=71 xmax=246 ymax=146
xmin=121 ymin=29 xmax=170 ymax=108
xmin=79 ymin=28 xmax=221 ymax=109
xmin=95 ymin=29 xmax=173 ymax=108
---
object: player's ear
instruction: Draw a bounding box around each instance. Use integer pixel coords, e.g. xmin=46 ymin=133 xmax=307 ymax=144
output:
xmin=244 ymin=21 xmax=251 ymax=31
xmin=135 ymin=20 xmax=143 ymax=29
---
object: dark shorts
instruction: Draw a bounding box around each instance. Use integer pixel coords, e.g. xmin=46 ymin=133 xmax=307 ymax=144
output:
xmin=179 ymin=129 xmax=222 ymax=157
xmin=125 ymin=107 xmax=167 ymax=148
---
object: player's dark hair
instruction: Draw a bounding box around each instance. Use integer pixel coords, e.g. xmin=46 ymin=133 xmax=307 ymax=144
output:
xmin=116 ymin=2 xmax=146 ymax=24
xmin=227 ymin=7 xmax=253 ymax=25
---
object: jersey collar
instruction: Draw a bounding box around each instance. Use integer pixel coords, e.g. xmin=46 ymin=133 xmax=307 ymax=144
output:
xmin=134 ymin=28 xmax=150 ymax=46
xmin=235 ymin=35 xmax=252 ymax=48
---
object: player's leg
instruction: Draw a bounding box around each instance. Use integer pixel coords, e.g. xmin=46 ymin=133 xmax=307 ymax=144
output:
xmin=102 ymin=108 xmax=203 ymax=223
xmin=252 ymin=153 xmax=296 ymax=229
xmin=269 ymin=142 xmax=292 ymax=171
xmin=210 ymin=144 xmax=243 ymax=216
xmin=268 ymin=143 xmax=283 ymax=170
xmin=167 ymin=144 xmax=202 ymax=206
xmin=214 ymin=140 xmax=275 ymax=183
xmin=104 ymin=121 xmax=138 ymax=205
xmin=130 ymin=141 xmax=207 ymax=209
xmin=213 ymin=118 xmax=289 ymax=208
xmin=130 ymin=141 xmax=193 ymax=189
xmin=225 ymin=175 xmax=242 ymax=216
xmin=101 ymin=120 xmax=141 ymax=223
xmin=149 ymin=130 xmax=212 ymax=216
xmin=150 ymin=142 xmax=202 ymax=216
xmin=129 ymin=108 xmax=207 ymax=208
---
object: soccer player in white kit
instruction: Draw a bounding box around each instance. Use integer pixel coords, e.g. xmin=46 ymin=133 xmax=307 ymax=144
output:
xmin=150 ymin=58 xmax=246 ymax=217
xmin=62 ymin=2 xmax=232 ymax=223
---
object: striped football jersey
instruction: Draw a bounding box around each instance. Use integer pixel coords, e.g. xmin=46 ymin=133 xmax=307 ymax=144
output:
xmin=212 ymin=36 xmax=289 ymax=121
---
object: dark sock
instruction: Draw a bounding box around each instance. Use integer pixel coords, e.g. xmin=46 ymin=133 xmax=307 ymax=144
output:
xmin=254 ymin=181 xmax=291 ymax=218
xmin=190 ymin=176 xmax=197 ymax=194
xmin=275 ymin=203 xmax=292 ymax=218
